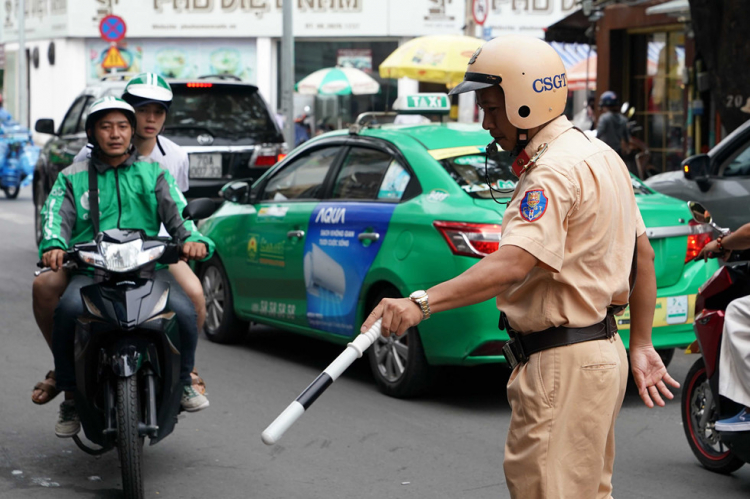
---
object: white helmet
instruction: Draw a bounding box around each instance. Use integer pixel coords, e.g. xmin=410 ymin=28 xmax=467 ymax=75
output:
xmin=450 ymin=35 xmax=568 ymax=130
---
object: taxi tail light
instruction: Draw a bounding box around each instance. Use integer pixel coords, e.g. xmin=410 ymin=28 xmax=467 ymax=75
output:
xmin=685 ymin=220 xmax=714 ymax=263
xmin=254 ymin=145 xmax=283 ymax=167
xmin=433 ymin=221 xmax=502 ymax=258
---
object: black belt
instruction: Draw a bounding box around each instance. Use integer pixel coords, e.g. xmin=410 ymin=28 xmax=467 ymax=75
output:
xmin=500 ymin=310 xmax=619 ymax=370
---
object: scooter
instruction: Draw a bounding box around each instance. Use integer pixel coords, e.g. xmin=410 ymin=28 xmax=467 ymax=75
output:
xmin=681 ymin=202 xmax=750 ymax=474
xmin=35 ymin=199 xmax=217 ymax=499
xmin=0 ymin=122 xmax=39 ymax=198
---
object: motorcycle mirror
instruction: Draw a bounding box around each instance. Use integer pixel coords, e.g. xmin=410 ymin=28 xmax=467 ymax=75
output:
xmin=626 ymin=107 xmax=636 ymax=119
xmin=182 ymin=198 xmax=218 ymax=221
xmin=688 ymin=201 xmax=712 ymax=224
xmin=620 ymin=102 xmax=630 ymax=115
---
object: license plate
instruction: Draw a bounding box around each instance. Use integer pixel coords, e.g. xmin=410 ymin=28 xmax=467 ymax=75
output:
xmin=615 ymin=294 xmax=696 ymax=329
xmin=189 ymin=153 xmax=222 ymax=178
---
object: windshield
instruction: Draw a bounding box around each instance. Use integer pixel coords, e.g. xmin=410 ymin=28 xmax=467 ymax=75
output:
xmin=437 ymin=148 xmax=517 ymax=199
xmin=165 ymin=85 xmax=280 ymax=140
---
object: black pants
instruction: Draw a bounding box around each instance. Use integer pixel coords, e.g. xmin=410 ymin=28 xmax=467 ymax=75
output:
xmin=52 ymin=270 xmax=198 ymax=392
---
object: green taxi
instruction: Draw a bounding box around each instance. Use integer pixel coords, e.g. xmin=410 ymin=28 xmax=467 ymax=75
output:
xmin=196 ymin=94 xmax=719 ymax=398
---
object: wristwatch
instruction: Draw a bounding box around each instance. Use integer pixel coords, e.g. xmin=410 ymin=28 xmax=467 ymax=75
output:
xmin=409 ymin=290 xmax=431 ymax=320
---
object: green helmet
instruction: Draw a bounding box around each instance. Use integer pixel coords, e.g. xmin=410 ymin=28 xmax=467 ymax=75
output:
xmin=84 ymin=96 xmax=136 ymax=144
xmin=123 ymin=73 xmax=173 ymax=110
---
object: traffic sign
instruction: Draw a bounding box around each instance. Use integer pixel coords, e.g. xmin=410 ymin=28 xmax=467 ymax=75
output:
xmin=99 ymin=15 xmax=127 ymax=42
xmin=102 ymin=45 xmax=128 ymax=70
xmin=473 ymin=0 xmax=489 ymax=26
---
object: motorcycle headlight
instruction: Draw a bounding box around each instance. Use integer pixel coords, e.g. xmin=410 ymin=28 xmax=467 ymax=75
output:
xmin=97 ymin=240 xmax=165 ymax=273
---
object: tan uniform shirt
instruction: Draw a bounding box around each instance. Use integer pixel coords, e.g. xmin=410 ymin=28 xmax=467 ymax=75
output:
xmin=497 ymin=115 xmax=646 ymax=333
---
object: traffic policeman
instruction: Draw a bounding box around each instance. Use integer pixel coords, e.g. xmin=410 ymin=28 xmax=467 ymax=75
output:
xmin=362 ymin=35 xmax=680 ymax=499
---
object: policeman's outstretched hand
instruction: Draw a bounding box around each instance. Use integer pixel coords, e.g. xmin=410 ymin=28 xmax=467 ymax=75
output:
xmin=181 ymin=242 xmax=207 ymax=262
xmin=42 ymin=249 xmax=66 ymax=272
xmin=361 ymin=297 xmax=423 ymax=337
xmin=629 ymin=344 xmax=680 ymax=408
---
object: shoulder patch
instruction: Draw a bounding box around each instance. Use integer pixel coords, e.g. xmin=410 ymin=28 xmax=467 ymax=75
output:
xmin=519 ymin=189 xmax=548 ymax=222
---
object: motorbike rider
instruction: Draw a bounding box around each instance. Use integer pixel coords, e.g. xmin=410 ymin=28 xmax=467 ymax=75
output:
xmin=38 ymin=96 xmax=214 ymax=437
xmin=698 ymin=226 xmax=750 ymax=430
xmin=32 ymin=74 xmax=208 ymax=405
xmin=596 ymin=90 xmax=630 ymax=157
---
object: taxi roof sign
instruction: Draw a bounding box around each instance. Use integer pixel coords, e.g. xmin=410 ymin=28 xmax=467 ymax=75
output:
xmin=393 ymin=93 xmax=450 ymax=115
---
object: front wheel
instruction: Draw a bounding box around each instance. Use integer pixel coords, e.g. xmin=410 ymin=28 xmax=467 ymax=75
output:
xmin=681 ymin=357 xmax=745 ymax=474
xmin=366 ymin=289 xmax=435 ymax=398
xmin=199 ymin=258 xmax=249 ymax=344
xmin=4 ymin=185 xmax=19 ymax=199
xmin=116 ymin=376 xmax=145 ymax=499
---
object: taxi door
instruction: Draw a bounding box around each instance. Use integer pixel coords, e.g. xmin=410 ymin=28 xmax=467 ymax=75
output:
xmin=237 ymin=145 xmax=345 ymax=327
xmin=303 ymin=144 xmax=411 ymax=337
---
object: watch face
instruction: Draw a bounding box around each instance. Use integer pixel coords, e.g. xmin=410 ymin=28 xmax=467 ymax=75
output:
xmin=410 ymin=290 xmax=427 ymax=300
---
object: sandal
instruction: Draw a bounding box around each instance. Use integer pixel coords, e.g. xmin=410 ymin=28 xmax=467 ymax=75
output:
xmin=191 ymin=368 xmax=207 ymax=396
xmin=32 ymin=370 xmax=60 ymax=405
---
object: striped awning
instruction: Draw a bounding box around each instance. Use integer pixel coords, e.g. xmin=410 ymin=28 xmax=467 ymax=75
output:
xmin=550 ymin=42 xmax=596 ymax=91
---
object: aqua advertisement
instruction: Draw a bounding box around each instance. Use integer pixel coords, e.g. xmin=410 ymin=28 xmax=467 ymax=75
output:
xmin=304 ymin=203 xmax=396 ymax=336
xmin=87 ymin=39 xmax=257 ymax=83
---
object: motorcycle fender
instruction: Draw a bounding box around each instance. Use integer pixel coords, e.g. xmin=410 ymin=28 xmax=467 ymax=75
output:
xmin=111 ymin=344 xmax=143 ymax=377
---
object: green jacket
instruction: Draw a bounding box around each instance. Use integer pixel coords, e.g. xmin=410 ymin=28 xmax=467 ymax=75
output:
xmin=39 ymin=149 xmax=215 ymax=261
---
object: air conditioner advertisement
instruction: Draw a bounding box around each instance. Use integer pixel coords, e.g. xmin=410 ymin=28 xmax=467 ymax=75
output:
xmin=304 ymin=202 xmax=396 ymax=336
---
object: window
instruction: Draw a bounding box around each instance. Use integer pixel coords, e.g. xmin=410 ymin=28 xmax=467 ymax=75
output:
xmin=166 ymin=85 xmax=280 ymax=141
xmin=629 ymin=30 xmax=686 ymax=172
xmin=331 ymin=147 xmax=406 ymax=201
xmin=721 ymin=141 xmax=750 ymax=177
xmin=59 ymin=97 xmax=88 ymax=136
xmin=262 ymin=147 xmax=339 ymax=201
xmin=438 ymin=151 xmax=516 ymax=199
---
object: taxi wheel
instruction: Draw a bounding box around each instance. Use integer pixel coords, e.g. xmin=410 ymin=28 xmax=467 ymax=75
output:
xmin=199 ymin=259 xmax=249 ymax=344
xmin=366 ymin=289 xmax=435 ymax=399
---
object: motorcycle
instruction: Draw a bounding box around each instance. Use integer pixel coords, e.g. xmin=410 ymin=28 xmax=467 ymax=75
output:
xmin=0 ymin=122 xmax=40 ymax=198
xmin=681 ymin=202 xmax=750 ymax=474
xmin=35 ymin=199 xmax=217 ymax=499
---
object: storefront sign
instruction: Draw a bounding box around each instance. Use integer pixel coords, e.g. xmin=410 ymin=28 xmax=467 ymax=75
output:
xmin=2 ymin=0 xmax=466 ymax=41
xmin=484 ymin=0 xmax=578 ymax=38
xmin=87 ymin=38 xmax=258 ymax=82
xmin=1 ymin=0 xmax=68 ymax=43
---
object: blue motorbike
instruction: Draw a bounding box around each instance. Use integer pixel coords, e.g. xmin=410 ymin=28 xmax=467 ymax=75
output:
xmin=0 ymin=122 xmax=40 ymax=199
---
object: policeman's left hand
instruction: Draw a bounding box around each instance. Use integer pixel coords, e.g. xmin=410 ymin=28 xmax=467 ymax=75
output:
xmin=629 ymin=344 xmax=680 ymax=408
xmin=361 ymin=297 xmax=423 ymax=338
xmin=181 ymin=242 xmax=207 ymax=261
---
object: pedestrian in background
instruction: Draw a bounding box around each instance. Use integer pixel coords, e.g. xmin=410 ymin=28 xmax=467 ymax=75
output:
xmin=362 ymin=35 xmax=678 ymax=499
xmin=596 ymin=90 xmax=630 ymax=157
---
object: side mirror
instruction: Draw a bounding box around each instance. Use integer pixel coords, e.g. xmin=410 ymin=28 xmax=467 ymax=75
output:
xmin=688 ymin=201 xmax=712 ymax=224
xmin=182 ymin=198 xmax=218 ymax=221
xmin=620 ymin=102 xmax=630 ymax=115
xmin=35 ymin=118 xmax=56 ymax=135
xmin=682 ymin=154 xmax=710 ymax=181
xmin=220 ymin=180 xmax=250 ymax=203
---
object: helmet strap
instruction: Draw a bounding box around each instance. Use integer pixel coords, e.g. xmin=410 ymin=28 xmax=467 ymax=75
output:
xmin=511 ymin=129 xmax=530 ymax=156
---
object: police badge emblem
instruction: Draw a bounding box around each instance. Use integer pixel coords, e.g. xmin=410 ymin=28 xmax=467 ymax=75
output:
xmin=520 ymin=189 xmax=548 ymax=222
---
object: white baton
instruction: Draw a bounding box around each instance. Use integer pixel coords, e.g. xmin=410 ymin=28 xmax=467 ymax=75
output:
xmin=261 ymin=319 xmax=383 ymax=445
